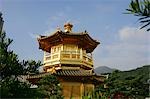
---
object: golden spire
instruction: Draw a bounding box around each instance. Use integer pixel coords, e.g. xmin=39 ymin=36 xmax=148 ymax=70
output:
xmin=64 ymin=23 xmax=73 ymax=33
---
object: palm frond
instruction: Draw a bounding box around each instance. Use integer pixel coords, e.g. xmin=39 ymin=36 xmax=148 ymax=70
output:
xmin=139 ymin=16 xmax=149 ymax=20
xmin=140 ymin=19 xmax=150 ymax=23
xmin=140 ymin=22 xmax=150 ymax=30
xmin=126 ymin=0 xmax=150 ymax=31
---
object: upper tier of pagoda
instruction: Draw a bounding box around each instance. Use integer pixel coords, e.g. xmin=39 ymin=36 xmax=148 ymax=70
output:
xmin=37 ymin=23 xmax=100 ymax=53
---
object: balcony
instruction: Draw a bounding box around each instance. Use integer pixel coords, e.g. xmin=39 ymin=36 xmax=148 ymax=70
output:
xmin=43 ymin=51 xmax=93 ymax=68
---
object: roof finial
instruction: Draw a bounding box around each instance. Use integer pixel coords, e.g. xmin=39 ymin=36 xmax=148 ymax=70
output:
xmin=56 ymin=26 xmax=61 ymax=32
xmin=64 ymin=22 xmax=73 ymax=33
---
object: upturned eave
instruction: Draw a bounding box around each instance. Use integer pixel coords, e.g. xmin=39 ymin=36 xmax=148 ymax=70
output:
xmin=37 ymin=31 xmax=100 ymax=53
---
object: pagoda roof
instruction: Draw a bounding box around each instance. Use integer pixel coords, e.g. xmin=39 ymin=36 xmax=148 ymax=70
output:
xmin=56 ymin=69 xmax=93 ymax=76
xmin=38 ymin=31 xmax=100 ymax=53
xmin=27 ymin=70 xmax=94 ymax=79
xmin=26 ymin=69 xmax=105 ymax=84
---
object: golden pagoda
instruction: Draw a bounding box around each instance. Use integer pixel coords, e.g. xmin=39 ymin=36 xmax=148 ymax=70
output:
xmin=39 ymin=23 xmax=99 ymax=72
xmin=27 ymin=23 xmax=105 ymax=99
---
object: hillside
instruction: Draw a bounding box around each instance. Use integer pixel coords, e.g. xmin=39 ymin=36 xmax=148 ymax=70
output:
xmin=117 ymin=65 xmax=150 ymax=83
xmin=94 ymin=66 xmax=116 ymax=74
xmin=105 ymin=65 xmax=150 ymax=98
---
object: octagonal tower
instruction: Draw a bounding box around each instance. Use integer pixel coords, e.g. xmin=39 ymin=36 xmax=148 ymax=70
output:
xmin=38 ymin=23 xmax=100 ymax=72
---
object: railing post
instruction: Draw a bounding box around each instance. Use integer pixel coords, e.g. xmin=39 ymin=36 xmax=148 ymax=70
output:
xmin=80 ymin=48 xmax=83 ymax=60
xmin=70 ymin=51 xmax=71 ymax=58
xmin=59 ymin=51 xmax=61 ymax=60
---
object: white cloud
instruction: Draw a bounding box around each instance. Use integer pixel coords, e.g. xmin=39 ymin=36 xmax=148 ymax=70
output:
xmin=119 ymin=27 xmax=149 ymax=43
xmin=44 ymin=11 xmax=80 ymax=35
xmin=28 ymin=33 xmax=39 ymax=39
xmin=44 ymin=27 xmax=56 ymax=36
xmin=45 ymin=12 xmax=67 ymax=33
xmin=94 ymin=26 xmax=150 ymax=70
xmin=95 ymin=4 xmax=115 ymax=14
xmin=50 ymin=12 xmax=67 ymax=22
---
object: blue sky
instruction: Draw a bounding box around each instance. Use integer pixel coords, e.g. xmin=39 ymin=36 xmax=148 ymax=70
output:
xmin=1 ymin=0 xmax=150 ymax=70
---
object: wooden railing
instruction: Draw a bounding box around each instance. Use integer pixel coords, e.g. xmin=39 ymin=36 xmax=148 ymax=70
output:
xmin=43 ymin=51 xmax=93 ymax=68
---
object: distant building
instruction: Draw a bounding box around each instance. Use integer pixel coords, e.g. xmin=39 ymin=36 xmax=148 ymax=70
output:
xmin=0 ymin=12 xmax=4 ymax=33
xmin=27 ymin=23 xmax=105 ymax=99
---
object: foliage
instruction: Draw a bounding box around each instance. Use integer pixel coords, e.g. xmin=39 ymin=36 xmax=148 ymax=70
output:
xmin=37 ymin=75 xmax=63 ymax=99
xmin=0 ymin=31 xmax=23 ymax=80
xmin=82 ymin=84 xmax=108 ymax=99
xmin=82 ymin=90 xmax=108 ymax=99
xmin=126 ymin=0 xmax=150 ymax=31
xmin=0 ymin=78 xmax=36 ymax=98
xmin=22 ymin=60 xmax=42 ymax=75
xmin=82 ymin=92 xmax=99 ymax=99
xmin=105 ymin=65 xmax=150 ymax=98
xmin=0 ymin=31 xmax=27 ymax=97
xmin=0 ymin=15 xmax=62 ymax=98
xmin=0 ymin=31 xmax=41 ymax=79
xmin=0 ymin=30 xmax=42 ymax=98
xmin=89 ymin=65 xmax=150 ymax=98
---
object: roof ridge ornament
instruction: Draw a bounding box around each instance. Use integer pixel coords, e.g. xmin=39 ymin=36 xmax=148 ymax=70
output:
xmin=64 ymin=22 xmax=73 ymax=33
xmin=56 ymin=26 xmax=61 ymax=32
